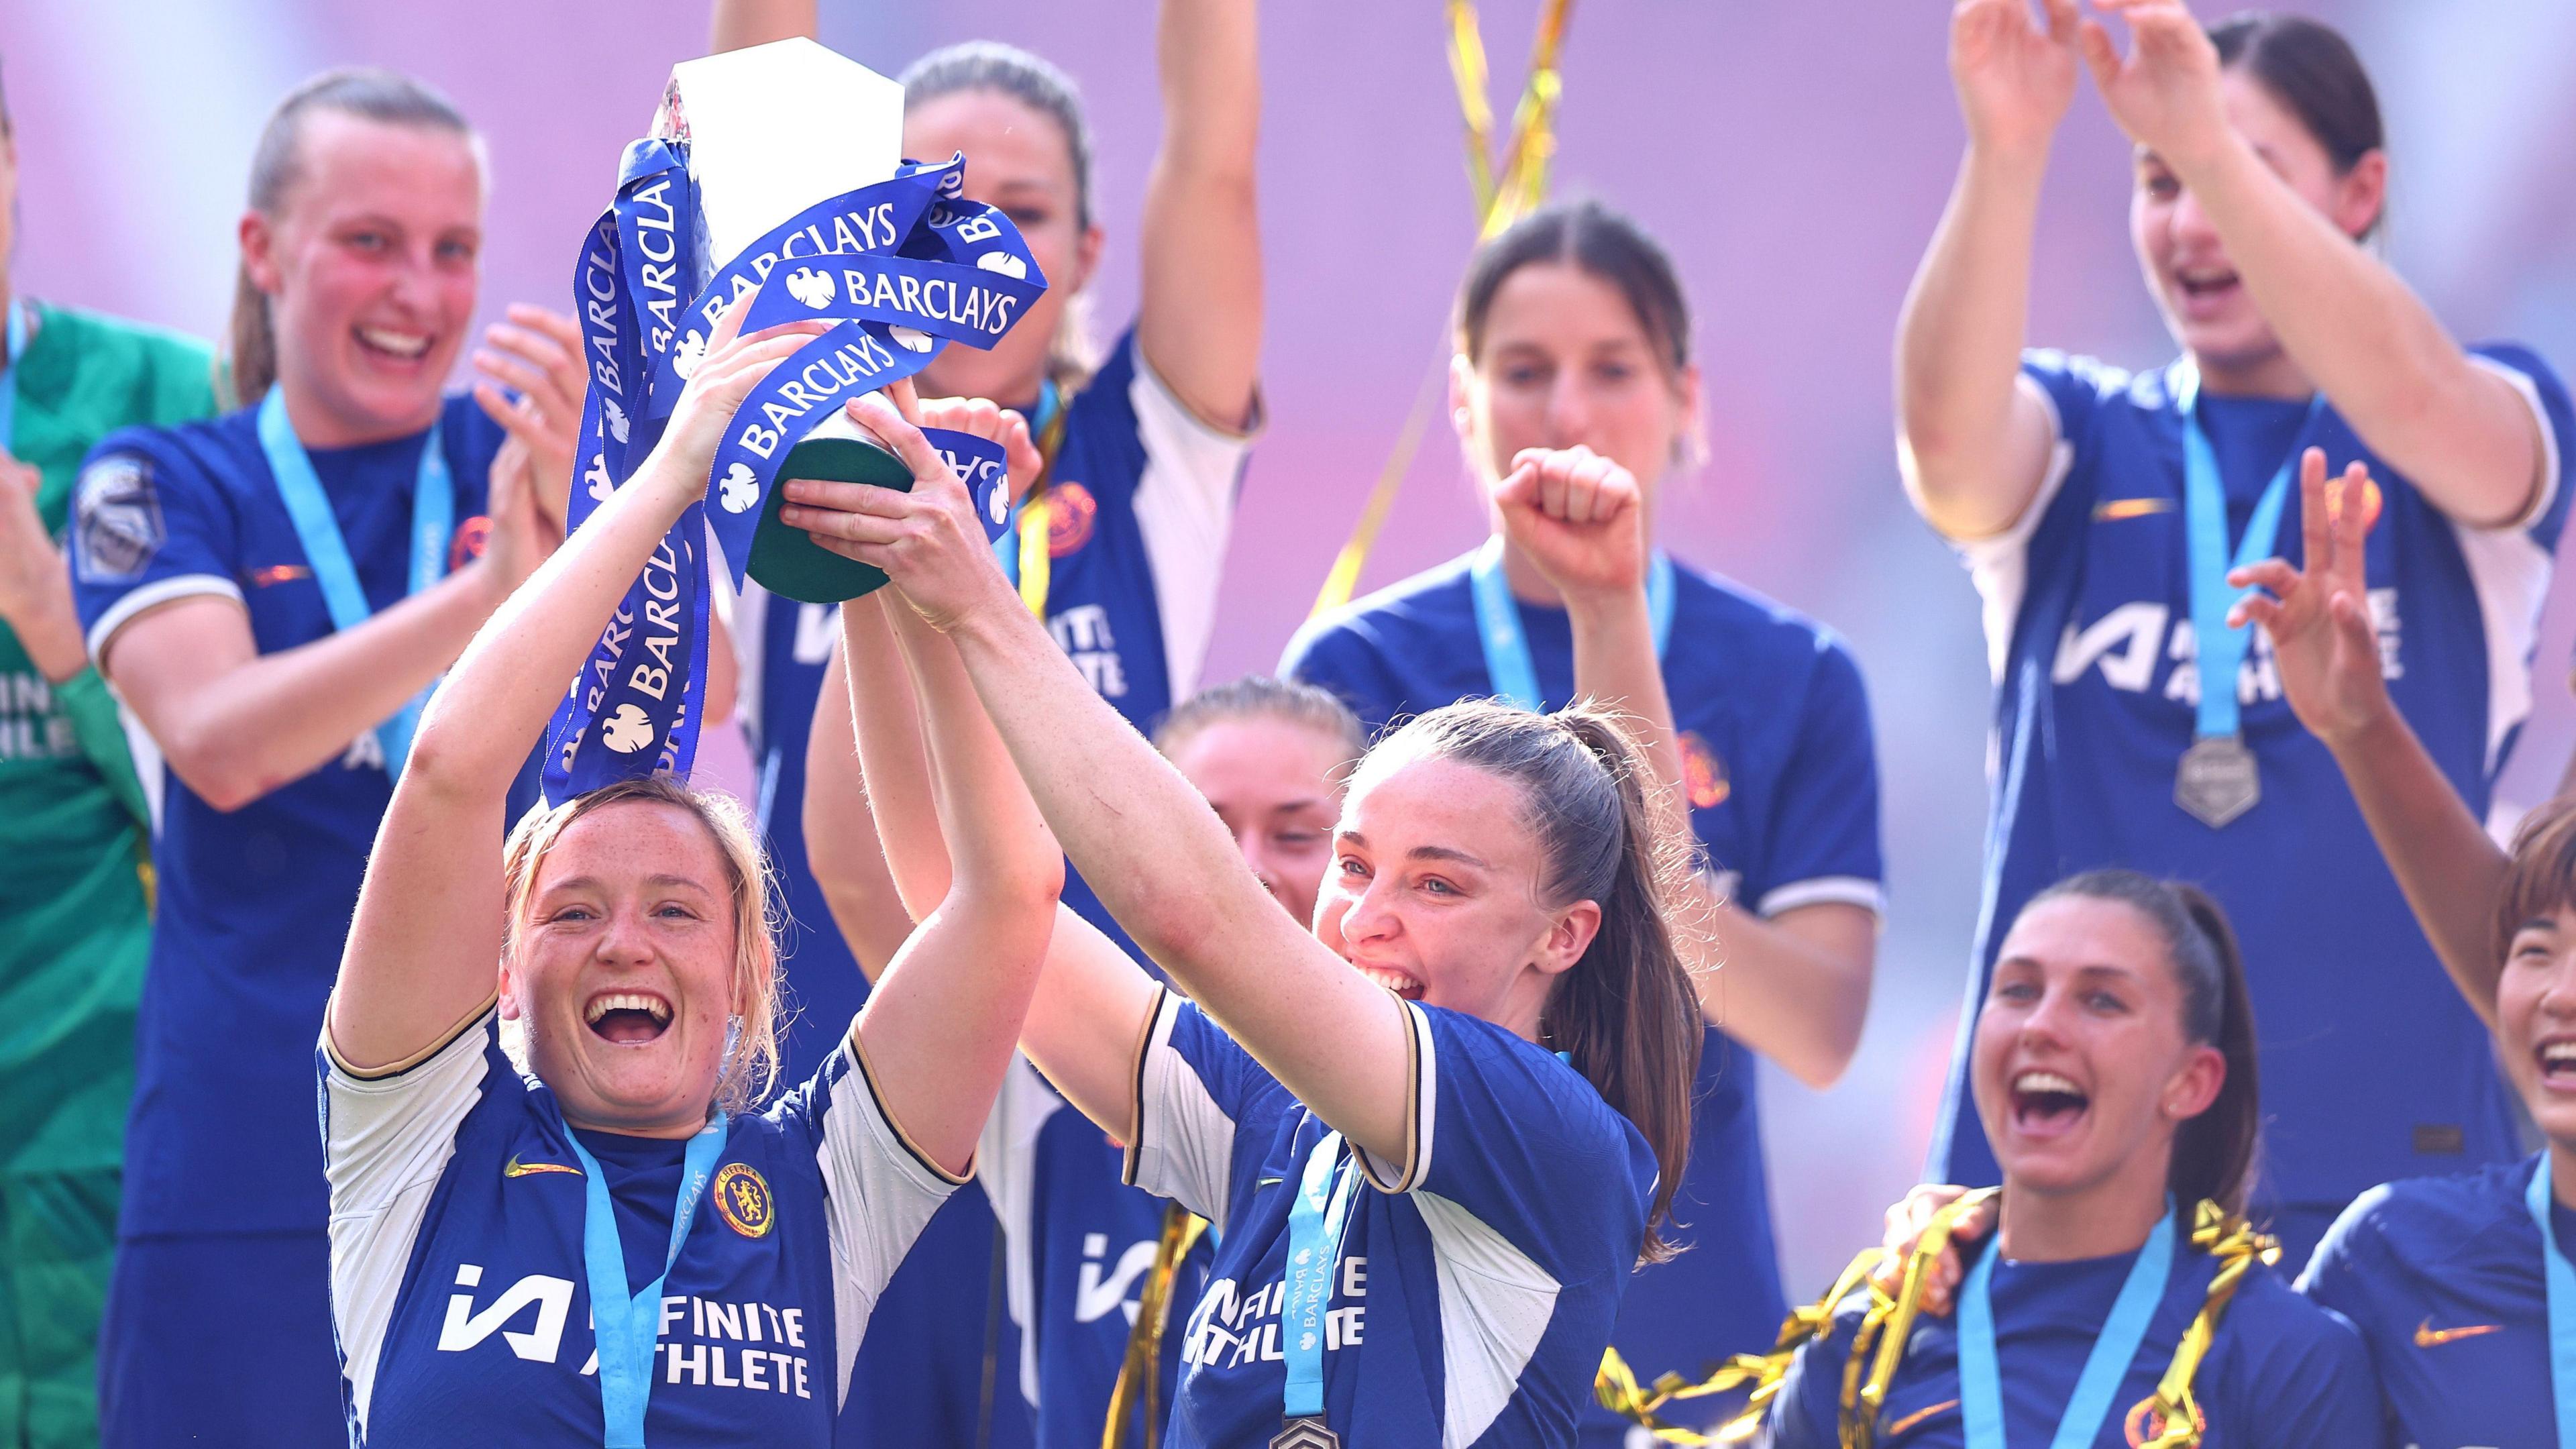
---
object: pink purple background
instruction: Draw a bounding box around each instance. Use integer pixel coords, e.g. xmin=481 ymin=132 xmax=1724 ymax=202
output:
xmin=10 ymin=1 xmax=2575 ymax=1291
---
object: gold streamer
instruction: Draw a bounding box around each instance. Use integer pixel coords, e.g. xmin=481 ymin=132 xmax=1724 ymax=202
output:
xmin=1099 ymin=1202 xmax=1210 ymax=1449
xmin=1593 ymin=1192 xmax=2278 ymax=1449
xmin=1305 ymin=0 xmax=1578 ymax=622
xmin=1016 ymin=391 xmax=1073 ymax=620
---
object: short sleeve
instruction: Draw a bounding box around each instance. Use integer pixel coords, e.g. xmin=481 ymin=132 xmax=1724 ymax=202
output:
xmin=1752 ymin=636 xmax=1886 ymax=917
xmin=798 ymin=1030 xmax=965 ymax=1301
xmin=1277 ymin=617 xmax=1405 ymax=739
xmin=1945 ymin=352 xmax=2125 ymax=679
xmin=2242 ymin=1302 xmax=2390 ymax=1449
xmin=1364 ymin=1003 xmax=1650 ymax=1282
xmin=1122 ymin=990 xmax=1295 ymax=1223
xmin=2292 ymin=1185 xmax=2388 ymax=1307
xmin=70 ymin=432 xmax=239 ymax=667
xmin=319 ymin=1002 xmax=510 ymax=1421
xmin=2463 ymin=343 xmax=2575 ymax=548
xmin=1127 ymin=337 xmax=1258 ymax=704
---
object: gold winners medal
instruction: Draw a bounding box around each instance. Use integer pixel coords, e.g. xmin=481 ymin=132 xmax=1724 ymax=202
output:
xmin=1271 ymin=1417 xmax=1340 ymax=1449
xmin=2175 ymin=735 xmax=2260 ymax=828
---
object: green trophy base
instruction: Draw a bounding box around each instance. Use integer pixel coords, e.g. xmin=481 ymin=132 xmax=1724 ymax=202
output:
xmin=744 ymin=434 xmax=914 ymax=603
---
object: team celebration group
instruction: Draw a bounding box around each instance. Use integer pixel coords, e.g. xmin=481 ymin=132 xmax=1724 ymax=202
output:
xmin=4 ymin=0 xmax=2573 ymax=1444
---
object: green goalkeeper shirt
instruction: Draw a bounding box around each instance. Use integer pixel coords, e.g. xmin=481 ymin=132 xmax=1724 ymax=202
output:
xmin=1 ymin=299 xmax=214 ymax=1177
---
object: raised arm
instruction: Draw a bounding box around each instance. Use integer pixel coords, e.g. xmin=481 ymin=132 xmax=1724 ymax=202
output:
xmin=328 ymin=306 xmax=822 ymax=1070
xmin=2230 ymin=450 xmax=2509 ymax=1023
xmin=708 ymin=0 xmax=814 ymax=52
xmin=2080 ymin=0 xmax=2544 ymax=527
xmin=1134 ymin=0 xmax=1263 ymax=429
xmin=1501 ymin=449 xmax=1875 ymax=1086
xmin=1895 ymin=0 xmax=2083 ymax=541
xmin=800 ymin=621 xmax=916 ymax=977
xmin=782 ymin=396 xmax=1416 ymax=1161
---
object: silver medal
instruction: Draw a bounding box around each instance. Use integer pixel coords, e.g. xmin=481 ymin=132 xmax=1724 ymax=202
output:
xmin=1271 ymin=1417 xmax=1340 ymax=1449
xmin=2175 ymin=735 xmax=2261 ymax=828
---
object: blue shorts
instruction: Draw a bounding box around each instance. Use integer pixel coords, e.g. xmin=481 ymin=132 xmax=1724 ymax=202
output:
xmin=99 ymin=1231 xmax=343 ymax=1448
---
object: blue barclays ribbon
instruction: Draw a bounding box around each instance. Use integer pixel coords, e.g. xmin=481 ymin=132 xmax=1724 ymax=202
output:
xmin=1279 ymin=1130 xmax=1362 ymax=1427
xmin=1468 ymin=535 xmax=1675 ymax=712
xmin=545 ymin=141 xmax=1044 ymax=805
xmin=566 ymin=1114 xmax=729 ymax=1448
xmin=256 ymin=386 xmax=453 ymax=780
xmin=544 ymin=140 xmax=705 ymax=806
xmin=0 ymin=297 xmax=24 ymax=452
xmin=2175 ymin=363 xmax=2325 ymax=741
xmin=2524 ymin=1159 xmax=2576 ymax=1449
xmin=1957 ymin=1203 xmax=2176 ymax=1449
xmin=926 ymin=427 xmax=1016 ymax=545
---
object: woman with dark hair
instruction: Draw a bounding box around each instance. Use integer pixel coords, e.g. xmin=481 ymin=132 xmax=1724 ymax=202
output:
xmin=1737 ymin=871 xmax=2379 ymax=1449
xmin=1898 ymin=0 xmax=2574 ymax=1266
xmin=708 ymin=4 xmax=1263 ymax=1441
xmin=64 ymin=68 xmax=593 ymax=1444
xmin=783 ymin=393 xmax=1705 ymax=1446
xmin=2204 ymin=453 xmax=2576 ymax=1445
xmin=1282 ymin=197 xmax=1884 ymax=1440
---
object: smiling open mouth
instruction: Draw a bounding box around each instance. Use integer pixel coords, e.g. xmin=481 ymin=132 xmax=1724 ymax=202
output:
xmin=2176 ymin=268 xmax=2241 ymax=305
xmin=2540 ymin=1040 xmax=2576 ymax=1087
xmin=585 ymin=991 xmax=672 ymax=1044
xmin=2010 ymin=1069 xmax=2090 ymax=1133
xmin=355 ymin=325 xmax=433 ymax=363
xmin=1355 ymin=964 xmax=1424 ymax=1001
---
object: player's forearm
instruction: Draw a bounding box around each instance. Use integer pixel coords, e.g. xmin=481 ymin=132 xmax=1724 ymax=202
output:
xmin=1136 ymin=0 xmax=1263 ymax=429
xmin=407 ymin=455 xmax=694 ymax=805
xmin=708 ymin=0 xmax=814 ymax=52
xmin=855 ymin=885 xmax=1058 ymax=1178
xmin=146 ymin=570 xmax=499 ymax=810
xmin=1684 ymin=894 xmax=1874 ymax=1089
xmin=2326 ymin=704 xmax=2510 ymax=1024
xmin=1016 ymin=906 xmax=1165 ymax=1144
xmin=6 ymin=570 xmax=91 ymax=684
xmin=1896 ymin=144 xmax=2049 ymax=538
xmin=2174 ymin=136 xmax=2533 ymax=527
xmin=833 ymin=596 xmax=954 ymax=922
xmin=886 ymin=602 xmax=1065 ymax=910
xmin=1567 ymin=586 xmax=1682 ymax=801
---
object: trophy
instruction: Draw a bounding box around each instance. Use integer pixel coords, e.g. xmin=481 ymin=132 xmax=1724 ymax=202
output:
xmin=652 ymin=38 xmax=924 ymax=603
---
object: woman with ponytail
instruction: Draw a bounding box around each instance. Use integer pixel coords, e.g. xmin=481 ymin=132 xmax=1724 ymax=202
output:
xmin=782 ymin=394 xmax=1702 ymax=1446
xmin=1283 ymin=198 xmax=1884 ymax=1442
xmin=1710 ymin=872 xmax=2377 ymax=1449
xmin=66 ymin=68 xmax=594 ymax=1444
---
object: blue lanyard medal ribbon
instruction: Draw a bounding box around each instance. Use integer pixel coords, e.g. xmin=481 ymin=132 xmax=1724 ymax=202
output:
xmin=2171 ymin=364 xmax=2324 ymax=829
xmin=2525 ymin=1160 xmax=2576 ymax=1448
xmin=1275 ymin=1130 xmax=1362 ymax=1447
xmin=1468 ymin=535 xmax=1676 ymax=710
xmin=1957 ymin=1205 xmax=2177 ymax=1449
xmin=545 ymin=146 xmax=1042 ymax=806
xmin=564 ymin=1115 xmax=729 ymax=1448
xmin=256 ymin=386 xmax=453 ymax=779
xmin=0 ymin=298 xmax=24 ymax=451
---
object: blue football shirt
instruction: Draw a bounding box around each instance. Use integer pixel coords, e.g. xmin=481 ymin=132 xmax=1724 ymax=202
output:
xmin=1764 ymin=1235 xmax=2383 ymax=1448
xmin=1283 ymin=553 xmax=1886 ymax=1434
xmin=1933 ymin=347 xmax=2576 ymax=1242
xmin=319 ymin=1008 xmax=957 ymax=1445
xmin=2299 ymin=1153 xmax=2567 ymax=1449
xmin=1129 ymin=990 xmax=1656 ymax=1446
xmin=68 ymin=395 xmax=525 ymax=1237
xmin=736 ymin=323 xmax=1250 ymax=1448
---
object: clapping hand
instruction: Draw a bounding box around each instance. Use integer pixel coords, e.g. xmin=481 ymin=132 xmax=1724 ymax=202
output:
xmin=2227 ymin=447 xmax=2388 ymax=749
xmin=472 ymin=305 xmax=589 ymax=539
xmin=1950 ymin=0 xmax=2083 ymax=158
xmin=1492 ymin=445 xmax=1650 ymax=607
xmin=2079 ymin=0 xmax=2233 ymax=172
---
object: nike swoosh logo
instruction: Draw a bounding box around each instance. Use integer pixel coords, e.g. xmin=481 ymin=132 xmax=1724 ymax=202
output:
xmin=1884 ymin=1399 xmax=1959 ymax=1437
xmin=502 ymin=1155 xmax=582 ymax=1179
xmin=2092 ymin=497 xmax=2174 ymax=522
xmin=2414 ymin=1318 xmax=2505 ymax=1348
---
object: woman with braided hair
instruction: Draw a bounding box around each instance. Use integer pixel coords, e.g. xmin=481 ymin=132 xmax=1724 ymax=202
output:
xmin=1674 ymin=871 xmax=2379 ymax=1448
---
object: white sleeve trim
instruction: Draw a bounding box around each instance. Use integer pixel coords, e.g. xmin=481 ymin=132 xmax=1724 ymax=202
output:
xmin=2467 ymin=354 xmax=2563 ymax=533
xmin=1356 ymin=998 xmax=1438 ymax=1195
xmin=1127 ymin=347 xmax=1258 ymax=704
xmin=87 ymin=572 xmax=242 ymax=667
xmin=1123 ymin=989 xmax=1238 ymax=1223
xmin=1757 ymin=875 xmax=1888 ymax=918
xmin=820 ymin=1028 xmax=965 ymax=1409
xmin=1952 ymin=374 xmax=2074 ymax=684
